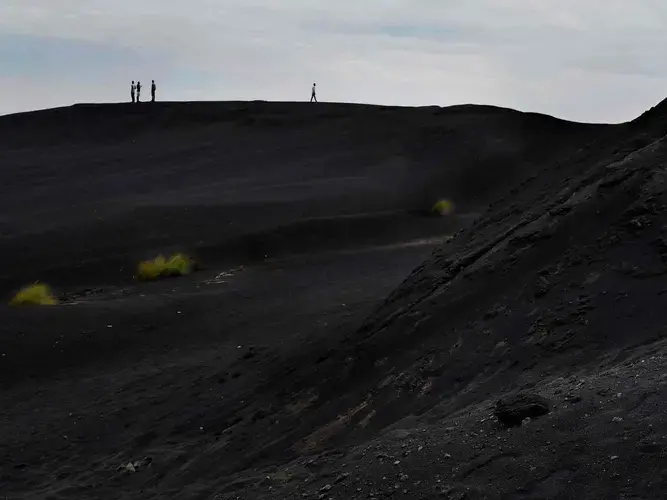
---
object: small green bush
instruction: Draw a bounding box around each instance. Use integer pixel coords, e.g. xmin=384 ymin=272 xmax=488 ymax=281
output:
xmin=432 ymin=199 xmax=454 ymax=216
xmin=10 ymin=283 xmax=57 ymax=306
xmin=137 ymin=253 xmax=193 ymax=281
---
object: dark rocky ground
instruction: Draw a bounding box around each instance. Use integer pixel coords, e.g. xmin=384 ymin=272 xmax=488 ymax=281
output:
xmin=1 ymin=99 xmax=666 ymax=499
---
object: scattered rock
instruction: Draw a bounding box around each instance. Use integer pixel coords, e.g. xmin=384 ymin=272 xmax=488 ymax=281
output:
xmin=534 ymin=277 xmax=552 ymax=297
xmin=494 ymin=392 xmax=550 ymax=427
xmin=241 ymin=346 xmax=256 ymax=360
xmin=334 ymin=473 xmax=349 ymax=484
xmin=118 ymin=462 xmax=137 ymax=474
xmin=117 ymin=456 xmax=152 ymax=474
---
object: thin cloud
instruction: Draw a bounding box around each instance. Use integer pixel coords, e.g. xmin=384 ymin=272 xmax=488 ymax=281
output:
xmin=0 ymin=1 xmax=666 ymax=121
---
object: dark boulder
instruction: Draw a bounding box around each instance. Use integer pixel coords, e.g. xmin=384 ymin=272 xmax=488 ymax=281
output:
xmin=494 ymin=392 xmax=550 ymax=427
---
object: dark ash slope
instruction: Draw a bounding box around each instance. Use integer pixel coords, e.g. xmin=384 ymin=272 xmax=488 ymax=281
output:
xmin=4 ymin=99 xmax=666 ymax=500
xmin=0 ymin=101 xmax=596 ymax=291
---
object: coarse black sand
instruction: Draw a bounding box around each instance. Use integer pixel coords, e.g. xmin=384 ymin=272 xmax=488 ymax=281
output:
xmin=2 ymin=100 xmax=667 ymax=499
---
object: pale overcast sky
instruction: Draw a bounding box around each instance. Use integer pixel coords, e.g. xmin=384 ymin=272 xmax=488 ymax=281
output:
xmin=1 ymin=1 xmax=667 ymax=122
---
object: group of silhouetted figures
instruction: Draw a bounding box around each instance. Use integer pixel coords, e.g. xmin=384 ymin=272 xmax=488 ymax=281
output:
xmin=128 ymin=80 xmax=318 ymax=103
xmin=130 ymin=80 xmax=156 ymax=103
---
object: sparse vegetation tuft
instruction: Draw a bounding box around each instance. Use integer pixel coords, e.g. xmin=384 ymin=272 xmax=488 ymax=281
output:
xmin=432 ymin=199 xmax=454 ymax=216
xmin=137 ymin=253 xmax=193 ymax=281
xmin=10 ymin=283 xmax=58 ymax=306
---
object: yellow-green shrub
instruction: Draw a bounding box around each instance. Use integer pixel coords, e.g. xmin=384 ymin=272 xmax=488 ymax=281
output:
xmin=10 ymin=283 xmax=57 ymax=306
xmin=137 ymin=253 xmax=193 ymax=281
xmin=432 ymin=199 xmax=454 ymax=216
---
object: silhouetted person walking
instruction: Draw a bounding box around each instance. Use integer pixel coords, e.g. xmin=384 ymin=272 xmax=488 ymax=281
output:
xmin=131 ymin=81 xmax=136 ymax=103
xmin=310 ymin=82 xmax=317 ymax=102
xmin=136 ymin=81 xmax=142 ymax=102
xmin=151 ymin=80 xmax=156 ymax=102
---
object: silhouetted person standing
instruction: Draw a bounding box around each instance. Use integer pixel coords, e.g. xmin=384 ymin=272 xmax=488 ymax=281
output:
xmin=310 ymin=82 xmax=317 ymax=102
xmin=151 ymin=80 xmax=156 ymax=102
xmin=136 ymin=81 xmax=142 ymax=102
xmin=131 ymin=81 xmax=136 ymax=103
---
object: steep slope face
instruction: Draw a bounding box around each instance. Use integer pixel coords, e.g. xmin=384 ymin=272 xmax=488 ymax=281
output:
xmin=356 ymin=100 xmax=667 ymax=393
xmin=0 ymin=102 xmax=597 ymax=293
xmin=1 ymin=101 xmax=644 ymax=500
xmin=220 ymin=104 xmax=667 ymax=498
